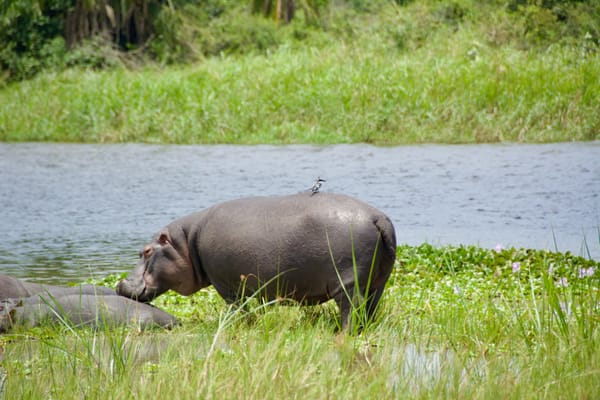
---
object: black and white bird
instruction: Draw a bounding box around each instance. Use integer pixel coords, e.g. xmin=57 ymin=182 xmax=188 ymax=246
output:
xmin=310 ymin=177 xmax=326 ymax=195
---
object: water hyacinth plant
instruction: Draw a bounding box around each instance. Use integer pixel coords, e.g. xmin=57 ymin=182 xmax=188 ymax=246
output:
xmin=1 ymin=244 xmax=599 ymax=398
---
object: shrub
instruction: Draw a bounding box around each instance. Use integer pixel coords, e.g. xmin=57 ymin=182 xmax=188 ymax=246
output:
xmin=507 ymin=0 xmax=600 ymax=48
xmin=0 ymin=0 xmax=69 ymax=80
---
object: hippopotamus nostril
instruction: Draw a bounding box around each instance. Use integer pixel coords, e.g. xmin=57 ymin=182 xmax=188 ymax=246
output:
xmin=143 ymin=245 xmax=153 ymax=258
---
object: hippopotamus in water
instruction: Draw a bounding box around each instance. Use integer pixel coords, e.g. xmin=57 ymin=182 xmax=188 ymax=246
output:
xmin=117 ymin=193 xmax=396 ymax=329
xmin=0 ymin=275 xmax=177 ymax=332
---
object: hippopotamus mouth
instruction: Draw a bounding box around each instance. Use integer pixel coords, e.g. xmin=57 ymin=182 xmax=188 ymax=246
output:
xmin=116 ymin=279 xmax=158 ymax=303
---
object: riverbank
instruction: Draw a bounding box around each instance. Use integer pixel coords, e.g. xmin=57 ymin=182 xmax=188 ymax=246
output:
xmin=2 ymin=244 xmax=599 ymax=398
xmin=1 ymin=3 xmax=599 ymax=144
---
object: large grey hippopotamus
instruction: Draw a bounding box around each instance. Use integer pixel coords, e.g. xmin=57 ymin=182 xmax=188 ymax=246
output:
xmin=0 ymin=275 xmax=177 ymax=332
xmin=117 ymin=192 xmax=397 ymax=329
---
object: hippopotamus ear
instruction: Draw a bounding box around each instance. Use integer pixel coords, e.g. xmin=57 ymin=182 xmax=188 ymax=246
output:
xmin=157 ymin=230 xmax=171 ymax=246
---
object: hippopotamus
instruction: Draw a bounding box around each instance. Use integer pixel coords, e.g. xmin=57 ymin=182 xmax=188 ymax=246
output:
xmin=0 ymin=275 xmax=177 ymax=332
xmin=0 ymin=294 xmax=177 ymax=332
xmin=117 ymin=192 xmax=396 ymax=329
xmin=0 ymin=274 xmax=116 ymax=300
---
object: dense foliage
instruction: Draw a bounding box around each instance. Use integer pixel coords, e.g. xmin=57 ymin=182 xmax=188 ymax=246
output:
xmin=1 ymin=0 xmax=599 ymax=81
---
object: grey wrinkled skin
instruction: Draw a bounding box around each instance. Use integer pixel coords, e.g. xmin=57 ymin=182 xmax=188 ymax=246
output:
xmin=117 ymin=192 xmax=397 ymax=329
xmin=0 ymin=275 xmax=177 ymax=332
xmin=0 ymin=294 xmax=177 ymax=332
xmin=0 ymin=274 xmax=116 ymax=301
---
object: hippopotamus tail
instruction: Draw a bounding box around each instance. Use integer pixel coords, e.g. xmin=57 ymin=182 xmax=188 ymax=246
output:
xmin=374 ymin=214 xmax=397 ymax=269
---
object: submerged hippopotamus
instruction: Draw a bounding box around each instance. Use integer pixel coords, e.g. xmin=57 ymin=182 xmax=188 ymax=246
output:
xmin=0 ymin=275 xmax=177 ymax=332
xmin=117 ymin=192 xmax=397 ymax=329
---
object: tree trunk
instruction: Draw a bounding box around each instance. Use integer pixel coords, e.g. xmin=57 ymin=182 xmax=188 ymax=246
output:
xmin=65 ymin=0 xmax=154 ymax=49
xmin=253 ymin=0 xmax=295 ymax=23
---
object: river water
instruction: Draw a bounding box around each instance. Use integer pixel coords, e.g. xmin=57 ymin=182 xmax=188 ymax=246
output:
xmin=0 ymin=142 xmax=598 ymax=284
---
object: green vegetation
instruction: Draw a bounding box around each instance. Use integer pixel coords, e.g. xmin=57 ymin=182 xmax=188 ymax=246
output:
xmin=2 ymin=244 xmax=599 ymax=398
xmin=1 ymin=0 xmax=599 ymax=144
xmin=1 ymin=43 xmax=598 ymax=144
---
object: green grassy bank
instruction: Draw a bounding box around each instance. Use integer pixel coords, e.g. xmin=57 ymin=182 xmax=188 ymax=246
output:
xmin=2 ymin=44 xmax=598 ymax=144
xmin=2 ymin=244 xmax=599 ymax=398
xmin=1 ymin=2 xmax=599 ymax=144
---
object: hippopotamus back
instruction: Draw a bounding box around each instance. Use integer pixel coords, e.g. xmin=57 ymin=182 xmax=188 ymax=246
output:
xmin=0 ymin=274 xmax=116 ymax=301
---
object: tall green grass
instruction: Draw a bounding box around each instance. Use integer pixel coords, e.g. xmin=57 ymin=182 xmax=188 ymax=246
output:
xmin=1 ymin=0 xmax=598 ymax=144
xmin=1 ymin=44 xmax=597 ymax=144
xmin=2 ymin=244 xmax=599 ymax=398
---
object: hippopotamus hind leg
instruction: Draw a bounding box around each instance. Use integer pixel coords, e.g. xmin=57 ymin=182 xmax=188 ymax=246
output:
xmin=335 ymin=275 xmax=390 ymax=332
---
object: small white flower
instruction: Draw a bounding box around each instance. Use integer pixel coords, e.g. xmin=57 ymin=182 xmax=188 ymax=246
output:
xmin=555 ymin=277 xmax=569 ymax=288
xmin=512 ymin=262 xmax=521 ymax=274
xmin=578 ymin=267 xmax=595 ymax=278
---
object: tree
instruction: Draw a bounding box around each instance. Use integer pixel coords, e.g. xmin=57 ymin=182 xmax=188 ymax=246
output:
xmin=65 ymin=0 xmax=162 ymax=49
xmin=252 ymin=0 xmax=294 ymax=23
xmin=251 ymin=0 xmax=326 ymax=25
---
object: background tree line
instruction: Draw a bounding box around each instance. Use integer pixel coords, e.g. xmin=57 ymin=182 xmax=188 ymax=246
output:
xmin=1 ymin=0 xmax=598 ymax=81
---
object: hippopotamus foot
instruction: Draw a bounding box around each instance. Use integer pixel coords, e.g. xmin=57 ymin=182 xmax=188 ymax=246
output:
xmin=336 ymin=284 xmax=387 ymax=332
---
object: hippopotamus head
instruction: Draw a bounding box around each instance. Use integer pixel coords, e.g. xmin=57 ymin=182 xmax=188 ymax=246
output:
xmin=116 ymin=229 xmax=199 ymax=303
